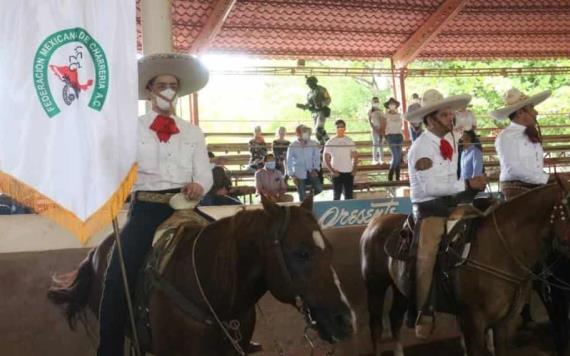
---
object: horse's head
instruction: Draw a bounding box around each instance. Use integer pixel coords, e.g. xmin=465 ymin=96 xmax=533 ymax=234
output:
xmin=549 ymin=174 xmax=570 ymax=255
xmin=259 ymin=195 xmax=354 ymax=343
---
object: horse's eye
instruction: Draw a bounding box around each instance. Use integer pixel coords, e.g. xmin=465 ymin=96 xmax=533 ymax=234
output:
xmin=294 ymin=250 xmax=311 ymax=261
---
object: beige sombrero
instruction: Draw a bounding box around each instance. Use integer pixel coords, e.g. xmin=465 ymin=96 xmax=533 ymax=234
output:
xmin=138 ymin=53 xmax=209 ymax=100
xmin=405 ymin=89 xmax=471 ymax=124
xmin=489 ymin=88 xmax=551 ymax=120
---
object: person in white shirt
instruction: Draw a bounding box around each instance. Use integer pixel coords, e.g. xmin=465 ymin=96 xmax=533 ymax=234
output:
xmin=323 ymin=120 xmax=358 ymax=200
xmin=368 ymin=96 xmax=385 ymax=165
xmin=405 ymin=89 xmax=487 ymax=340
xmin=384 ymin=97 xmax=404 ymax=181
xmin=453 ymin=105 xmax=477 ymax=137
xmin=98 ymin=53 xmax=212 ymax=356
xmin=491 ymin=88 xmax=553 ymax=201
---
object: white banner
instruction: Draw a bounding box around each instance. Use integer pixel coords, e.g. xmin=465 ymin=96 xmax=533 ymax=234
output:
xmin=0 ymin=0 xmax=138 ymax=243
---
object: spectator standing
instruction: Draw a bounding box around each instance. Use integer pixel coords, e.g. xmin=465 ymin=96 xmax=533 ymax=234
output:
xmin=272 ymin=126 xmax=290 ymax=175
xmin=459 ymin=130 xmax=484 ymax=181
xmin=384 ymin=97 xmax=404 ymax=181
xmin=368 ymin=96 xmax=385 ymax=165
xmin=255 ymin=153 xmax=292 ymax=202
xmin=286 ymin=125 xmax=323 ymax=201
xmin=324 ymin=120 xmax=358 ymax=200
xmin=248 ymin=125 xmax=268 ymax=170
xmin=407 ymin=93 xmax=423 ymax=141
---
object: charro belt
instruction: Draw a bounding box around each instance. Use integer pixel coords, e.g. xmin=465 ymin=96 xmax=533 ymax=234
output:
xmin=136 ymin=191 xmax=177 ymax=204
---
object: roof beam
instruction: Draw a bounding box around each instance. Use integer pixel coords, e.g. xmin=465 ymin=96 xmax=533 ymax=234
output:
xmin=391 ymin=0 xmax=468 ymax=68
xmin=189 ymin=0 xmax=237 ymax=55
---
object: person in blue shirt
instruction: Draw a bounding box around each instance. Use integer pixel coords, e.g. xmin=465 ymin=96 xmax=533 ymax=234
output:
xmin=459 ymin=129 xmax=484 ymax=181
xmin=286 ymin=124 xmax=323 ymax=201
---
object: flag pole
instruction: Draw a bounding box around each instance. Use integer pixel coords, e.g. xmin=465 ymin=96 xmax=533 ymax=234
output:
xmin=111 ymin=217 xmax=142 ymax=356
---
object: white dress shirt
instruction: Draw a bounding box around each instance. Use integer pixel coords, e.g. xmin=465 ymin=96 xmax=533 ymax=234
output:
xmin=408 ymin=130 xmax=465 ymax=203
xmin=133 ymin=111 xmax=213 ymax=193
xmin=495 ymin=122 xmax=549 ymax=185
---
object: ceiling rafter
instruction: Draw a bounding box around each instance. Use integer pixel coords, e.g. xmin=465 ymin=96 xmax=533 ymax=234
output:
xmin=189 ymin=0 xmax=237 ymax=55
xmin=391 ymin=0 xmax=469 ymax=68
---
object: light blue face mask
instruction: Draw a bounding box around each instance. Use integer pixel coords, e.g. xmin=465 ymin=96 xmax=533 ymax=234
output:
xmin=265 ymin=161 xmax=276 ymax=170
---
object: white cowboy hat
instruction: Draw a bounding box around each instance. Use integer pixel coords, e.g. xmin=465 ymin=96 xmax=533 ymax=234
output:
xmin=138 ymin=53 xmax=209 ymax=100
xmin=489 ymin=88 xmax=551 ymax=120
xmin=169 ymin=193 xmax=199 ymax=210
xmin=404 ymin=89 xmax=471 ymax=124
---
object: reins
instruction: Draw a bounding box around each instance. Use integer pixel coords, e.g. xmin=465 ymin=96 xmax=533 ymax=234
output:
xmin=465 ymin=211 xmax=570 ymax=290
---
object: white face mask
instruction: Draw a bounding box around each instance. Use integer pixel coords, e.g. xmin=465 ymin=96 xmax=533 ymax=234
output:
xmin=301 ymin=132 xmax=310 ymax=141
xmin=372 ymin=103 xmax=379 ymax=108
xmin=389 ymin=104 xmax=397 ymax=110
xmin=154 ymin=88 xmax=177 ymax=111
xmin=209 ymin=162 xmax=216 ymax=169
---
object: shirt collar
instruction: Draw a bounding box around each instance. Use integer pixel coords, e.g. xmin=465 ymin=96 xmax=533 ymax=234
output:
xmin=424 ymin=130 xmax=444 ymax=145
xmin=508 ymin=121 xmax=526 ymax=132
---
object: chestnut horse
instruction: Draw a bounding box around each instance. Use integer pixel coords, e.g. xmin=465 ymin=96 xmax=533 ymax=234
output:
xmin=361 ymin=182 xmax=570 ymax=356
xmin=48 ymin=197 xmax=354 ymax=355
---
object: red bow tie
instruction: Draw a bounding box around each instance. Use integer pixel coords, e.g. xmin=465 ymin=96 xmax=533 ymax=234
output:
xmin=440 ymin=138 xmax=453 ymax=161
xmin=149 ymin=115 xmax=180 ymax=143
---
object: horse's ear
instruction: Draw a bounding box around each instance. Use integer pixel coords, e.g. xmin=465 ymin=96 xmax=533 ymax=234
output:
xmin=300 ymin=194 xmax=313 ymax=212
xmin=261 ymin=194 xmax=281 ymax=216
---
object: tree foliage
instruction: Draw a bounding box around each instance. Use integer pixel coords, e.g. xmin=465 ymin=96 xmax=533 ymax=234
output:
xmin=198 ymin=58 xmax=570 ymax=138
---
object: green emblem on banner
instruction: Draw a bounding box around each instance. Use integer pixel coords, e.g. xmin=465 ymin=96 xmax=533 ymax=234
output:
xmin=33 ymin=28 xmax=109 ymax=118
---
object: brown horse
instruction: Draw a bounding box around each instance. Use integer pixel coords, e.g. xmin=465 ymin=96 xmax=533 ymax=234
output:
xmin=47 ymin=197 xmax=354 ymax=355
xmin=361 ymin=182 xmax=570 ymax=356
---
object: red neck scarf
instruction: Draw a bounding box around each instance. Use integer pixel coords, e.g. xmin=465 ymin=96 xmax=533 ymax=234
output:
xmin=440 ymin=138 xmax=453 ymax=161
xmin=524 ymin=125 xmax=541 ymax=144
xmin=149 ymin=115 xmax=180 ymax=143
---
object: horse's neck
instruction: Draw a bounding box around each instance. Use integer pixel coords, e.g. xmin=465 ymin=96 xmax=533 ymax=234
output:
xmin=488 ymin=185 xmax=559 ymax=268
xmin=190 ymin=215 xmax=268 ymax=319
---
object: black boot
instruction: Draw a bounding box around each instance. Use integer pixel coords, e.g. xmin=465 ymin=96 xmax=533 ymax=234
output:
xmin=388 ymin=168 xmax=394 ymax=181
xmin=395 ymin=166 xmax=401 ymax=181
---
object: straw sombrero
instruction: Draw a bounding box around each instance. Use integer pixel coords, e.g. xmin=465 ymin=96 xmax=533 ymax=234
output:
xmin=489 ymin=88 xmax=551 ymax=120
xmin=404 ymin=89 xmax=471 ymax=124
xmin=138 ymin=53 xmax=209 ymax=100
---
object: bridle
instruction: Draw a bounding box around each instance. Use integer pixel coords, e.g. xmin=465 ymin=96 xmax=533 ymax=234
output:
xmin=189 ymin=205 xmax=321 ymax=355
xmin=267 ymin=206 xmax=320 ymax=328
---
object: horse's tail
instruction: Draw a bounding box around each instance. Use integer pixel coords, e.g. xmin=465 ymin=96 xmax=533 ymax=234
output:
xmin=47 ymin=249 xmax=95 ymax=329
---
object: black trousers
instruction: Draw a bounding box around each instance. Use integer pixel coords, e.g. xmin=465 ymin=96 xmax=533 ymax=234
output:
xmin=332 ymin=172 xmax=354 ymax=200
xmin=98 ymin=192 xmax=174 ymax=356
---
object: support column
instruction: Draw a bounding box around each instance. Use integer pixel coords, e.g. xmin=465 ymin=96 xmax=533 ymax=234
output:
xmin=141 ymin=0 xmax=173 ymax=54
xmin=391 ymin=60 xmax=410 ymax=141
xmin=190 ymin=92 xmax=199 ymax=126
xmin=398 ymin=71 xmax=410 ymax=141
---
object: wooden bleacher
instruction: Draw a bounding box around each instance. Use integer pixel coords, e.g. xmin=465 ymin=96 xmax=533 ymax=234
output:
xmin=208 ymin=130 xmax=570 ymax=199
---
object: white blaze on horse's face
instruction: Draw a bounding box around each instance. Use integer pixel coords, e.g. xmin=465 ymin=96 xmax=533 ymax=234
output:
xmin=332 ymin=267 xmax=357 ymax=332
xmin=312 ymin=230 xmax=326 ymax=250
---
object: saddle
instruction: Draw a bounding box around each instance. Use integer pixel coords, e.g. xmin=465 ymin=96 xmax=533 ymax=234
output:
xmin=133 ymin=210 xmax=211 ymax=352
xmin=385 ymin=196 xmax=496 ymax=315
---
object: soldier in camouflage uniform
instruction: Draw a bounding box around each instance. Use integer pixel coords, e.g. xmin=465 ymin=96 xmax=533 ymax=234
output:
xmin=297 ymin=76 xmax=331 ymax=146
